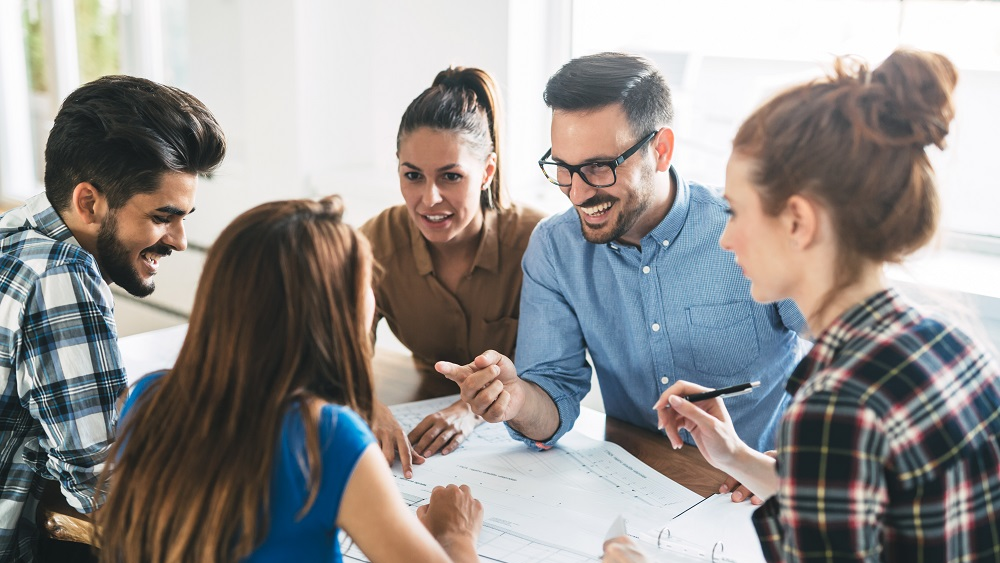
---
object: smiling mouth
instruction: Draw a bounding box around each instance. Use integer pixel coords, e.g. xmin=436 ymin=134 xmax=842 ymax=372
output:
xmin=580 ymin=201 xmax=614 ymax=217
xmin=422 ymin=213 xmax=453 ymax=223
xmin=140 ymin=249 xmax=171 ymax=270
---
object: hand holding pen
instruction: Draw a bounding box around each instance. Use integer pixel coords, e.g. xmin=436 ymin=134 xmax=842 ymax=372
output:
xmin=652 ymin=380 xmax=748 ymax=467
xmin=664 ymin=381 xmax=760 ymax=407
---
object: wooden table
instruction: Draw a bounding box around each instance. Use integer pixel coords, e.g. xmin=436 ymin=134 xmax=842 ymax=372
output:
xmin=42 ymin=333 xmax=728 ymax=544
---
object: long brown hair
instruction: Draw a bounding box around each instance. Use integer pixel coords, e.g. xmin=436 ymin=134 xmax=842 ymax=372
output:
xmin=732 ymin=49 xmax=957 ymax=323
xmin=97 ymin=196 xmax=376 ymax=562
xmin=397 ymin=66 xmax=508 ymax=210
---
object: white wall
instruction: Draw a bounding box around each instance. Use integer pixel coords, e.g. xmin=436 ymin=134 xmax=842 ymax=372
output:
xmin=168 ymin=0 xmax=565 ymax=247
xmin=128 ymin=0 xmax=567 ymax=319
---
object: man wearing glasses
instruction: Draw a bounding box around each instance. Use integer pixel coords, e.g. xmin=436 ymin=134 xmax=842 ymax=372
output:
xmin=439 ymin=53 xmax=809 ymax=482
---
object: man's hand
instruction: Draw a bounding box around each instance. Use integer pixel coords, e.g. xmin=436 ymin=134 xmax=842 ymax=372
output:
xmin=435 ymin=350 xmax=526 ymax=423
xmin=371 ymin=401 xmax=424 ymax=478
xmin=408 ymin=399 xmax=484 ymax=457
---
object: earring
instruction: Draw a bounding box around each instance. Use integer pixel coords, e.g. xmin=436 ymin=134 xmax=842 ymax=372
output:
xmin=483 ymin=183 xmax=494 ymax=209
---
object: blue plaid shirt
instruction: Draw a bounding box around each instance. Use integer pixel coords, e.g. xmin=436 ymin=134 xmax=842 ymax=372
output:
xmin=509 ymin=167 xmax=809 ymax=452
xmin=0 ymin=194 xmax=126 ymax=562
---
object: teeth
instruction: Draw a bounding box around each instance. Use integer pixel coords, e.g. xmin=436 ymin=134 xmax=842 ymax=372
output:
xmin=424 ymin=214 xmax=450 ymax=223
xmin=581 ymin=201 xmax=613 ymax=216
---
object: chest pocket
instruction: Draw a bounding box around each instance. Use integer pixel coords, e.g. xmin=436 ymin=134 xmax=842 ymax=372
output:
xmin=685 ymin=301 xmax=760 ymax=376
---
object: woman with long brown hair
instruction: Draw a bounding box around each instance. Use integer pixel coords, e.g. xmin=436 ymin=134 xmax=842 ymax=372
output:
xmin=360 ymin=67 xmax=545 ymax=477
xmin=97 ymin=197 xmax=482 ymax=562
xmin=608 ymin=49 xmax=1000 ymax=562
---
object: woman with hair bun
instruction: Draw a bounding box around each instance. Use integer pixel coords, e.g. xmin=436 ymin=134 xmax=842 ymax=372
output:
xmin=607 ymin=49 xmax=1000 ymax=562
xmin=361 ymin=67 xmax=545 ymax=477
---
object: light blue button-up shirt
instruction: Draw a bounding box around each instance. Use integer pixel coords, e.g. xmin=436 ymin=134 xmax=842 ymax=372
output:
xmin=509 ymin=167 xmax=809 ymax=452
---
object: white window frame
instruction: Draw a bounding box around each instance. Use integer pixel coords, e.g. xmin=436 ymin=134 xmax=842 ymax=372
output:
xmin=0 ymin=0 xmax=164 ymax=203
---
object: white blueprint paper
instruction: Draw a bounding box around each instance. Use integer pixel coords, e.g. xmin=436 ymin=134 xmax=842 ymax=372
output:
xmin=344 ymin=395 xmax=703 ymax=562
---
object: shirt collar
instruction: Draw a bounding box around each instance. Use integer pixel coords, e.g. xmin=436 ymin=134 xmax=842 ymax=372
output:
xmin=13 ymin=193 xmax=78 ymax=245
xmin=786 ymin=287 xmax=902 ymax=395
xmin=612 ymin=166 xmax=689 ymax=251
xmin=647 ymin=166 xmax=690 ymax=247
xmin=408 ymin=208 xmax=499 ymax=276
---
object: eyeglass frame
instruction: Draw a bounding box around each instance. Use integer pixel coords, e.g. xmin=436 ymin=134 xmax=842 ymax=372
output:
xmin=537 ymin=130 xmax=658 ymax=189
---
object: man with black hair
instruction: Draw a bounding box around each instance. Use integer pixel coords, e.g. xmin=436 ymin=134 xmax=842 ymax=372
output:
xmin=0 ymin=75 xmax=226 ymax=562
xmin=441 ymin=52 xmax=808 ymax=474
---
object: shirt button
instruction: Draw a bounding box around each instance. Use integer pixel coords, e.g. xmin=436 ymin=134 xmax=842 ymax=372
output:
xmin=661 ymin=376 xmax=669 ymax=385
xmin=651 ymin=323 xmax=660 ymax=332
xmin=642 ymin=265 xmax=651 ymax=274
xmin=662 ymin=240 xmax=670 ymax=247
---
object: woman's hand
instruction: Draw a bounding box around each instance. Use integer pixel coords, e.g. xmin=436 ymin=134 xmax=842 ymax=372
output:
xmin=602 ymin=536 xmax=652 ymax=563
xmin=408 ymin=399 xmax=484 ymax=457
xmin=719 ymin=450 xmax=777 ymax=505
xmin=371 ymin=401 xmax=424 ymax=478
xmin=416 ymin=484 xmax=484 ymax=562
xmin=653 ymin=381 xmax=745 ymax=471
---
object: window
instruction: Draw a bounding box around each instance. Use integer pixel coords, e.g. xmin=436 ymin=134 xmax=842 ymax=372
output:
xmin=569 ymin=0 xmax=1000 ymax=241
xmin=0 ymin=0 xmax=161 ymax=203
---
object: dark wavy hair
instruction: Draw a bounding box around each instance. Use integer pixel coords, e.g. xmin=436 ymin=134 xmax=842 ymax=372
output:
xmin=44 ymin=75 xmax=226 ymax=211
xmin=543 ymin=52 xmax=673 ymax=138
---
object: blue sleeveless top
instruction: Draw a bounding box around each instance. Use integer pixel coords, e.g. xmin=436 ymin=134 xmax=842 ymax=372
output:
xmin=122 ymin=373 xmax=375 ymax=562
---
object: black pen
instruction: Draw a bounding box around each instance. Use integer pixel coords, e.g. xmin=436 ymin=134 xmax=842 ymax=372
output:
xmin=665 ymin=381 xmax=760 ymax=408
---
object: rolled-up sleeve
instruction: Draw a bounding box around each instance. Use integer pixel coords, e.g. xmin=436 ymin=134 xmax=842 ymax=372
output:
xmin=19 ymin=262 xmax=126 ymax=513
xmin=506 ymin=223 xmax=593 ymax=449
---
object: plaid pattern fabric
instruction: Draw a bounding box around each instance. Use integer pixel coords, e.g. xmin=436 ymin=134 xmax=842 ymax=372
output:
xmin=510 ymin=167 xmax=809 ymax=452
xmin=0 ymin=194 xmax=126 ymax=563
xmin=753 ymin=288 xmax=1000 ymax=562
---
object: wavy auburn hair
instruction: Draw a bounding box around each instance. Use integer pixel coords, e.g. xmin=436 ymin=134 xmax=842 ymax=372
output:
xmin=97 ymin=196 xmax=375 ymax=562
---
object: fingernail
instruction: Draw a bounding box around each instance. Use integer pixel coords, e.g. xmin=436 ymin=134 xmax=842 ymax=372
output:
xmin=405 ymin=471 xmax=412 ymax=479
xmin=491 ymin=365 xmax=499 ymax=375
xmin=719 ymin=484 xmax=729 ymax=493
xmin=424 ymin=450 xmax=431 ymax=457
xmin=732 ymin=492 xmax=743 ymax=501
xmin=668 ymin=395 xmax=681 ymax=406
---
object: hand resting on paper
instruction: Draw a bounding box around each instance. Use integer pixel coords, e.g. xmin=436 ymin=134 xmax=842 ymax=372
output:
xmin=719 ymin=450 xmax=777 ymax=505
xmin=371 ymin=401 xmax=425 ymax=479
xmin=416 ymin=484 xmax=484 ymax=561
xmin=408 ymin=399 xmax=485 ymax=457
xmin=603 ymin=536 xmax=652 ymax=563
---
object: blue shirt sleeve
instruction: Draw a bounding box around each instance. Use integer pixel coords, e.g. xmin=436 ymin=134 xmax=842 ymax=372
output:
xmin=506 ymin=221 xmax=594 ymax=449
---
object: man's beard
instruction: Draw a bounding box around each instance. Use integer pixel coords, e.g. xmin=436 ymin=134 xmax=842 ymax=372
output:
xmin=578 ymin=165 xmax=656 ymax=245
xmin=95 ymin=212 xmax=169 ymax=297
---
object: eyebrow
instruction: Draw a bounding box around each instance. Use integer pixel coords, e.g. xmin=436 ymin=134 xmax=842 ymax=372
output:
xmin=550 ymin=152 xmax=618 ymax=165
xmin=155 ymin=205 xmax=195 ymax=216
xmin=400 ymin=162 xmax=462 ymax=173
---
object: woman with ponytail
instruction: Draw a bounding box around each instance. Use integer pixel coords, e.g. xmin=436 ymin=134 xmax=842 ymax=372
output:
xmin=98 ymin=197 xmax=483 ymax=563
xmin=360 ymin=67 xmax=545 ymax=476
xmin=607 ymin=49 xmax=1000 ymax=562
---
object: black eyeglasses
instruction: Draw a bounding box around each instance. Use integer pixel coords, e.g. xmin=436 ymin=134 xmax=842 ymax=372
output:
xmin=538 ymin=131 xmax=657 ymax=188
